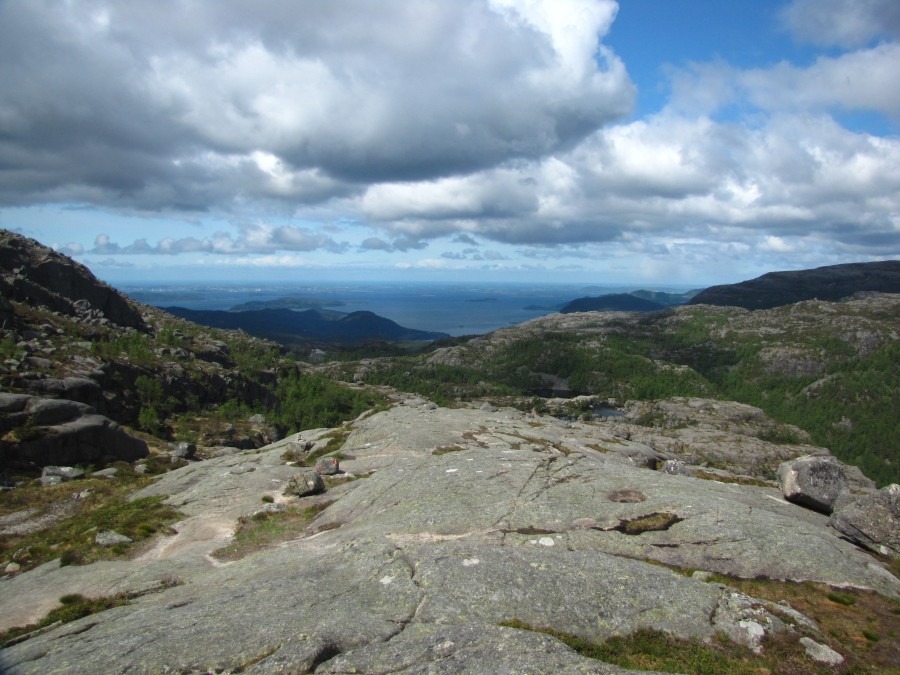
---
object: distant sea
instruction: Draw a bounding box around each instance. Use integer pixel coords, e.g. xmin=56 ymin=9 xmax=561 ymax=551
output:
xmin=121 ymin=282 xmax=689 ymax=337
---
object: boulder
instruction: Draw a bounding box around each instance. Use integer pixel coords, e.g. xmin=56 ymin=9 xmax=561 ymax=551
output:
xmin=3 ymin=411 xmax=149 ymax=468
xmin=829 ymin=484 xmax=900 ymax=557
xmin=799 ymin=637 xmax=844 ymax=666
xmin=778 ymin=455 xmax=848 ymax=513
xmin=170 ymin=442 xmax=197 ymax=461
xmin=316 ymin=456 xmax=340 ymax=475
xmin=41 ymin=466 xmax=85 ymax=482
xmin=661 ymin=458 xmax=692 ymax=476
xmin=284 ymin=470 xmax=325 ymax=497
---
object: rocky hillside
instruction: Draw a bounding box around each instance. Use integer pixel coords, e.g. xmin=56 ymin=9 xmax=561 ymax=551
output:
xmin=689 ymin=260 xmax=900 ymax=310
xmin=1 ymin=396 xmax=897 ymax=673
xmin=163 ymin=306 xmax=450 ymax=344
xmin=0 ymin=231 xmax=380 ymax=472
xmin=344 ymin=293 xmax=900 ymax=485
xmin=1 ymin=232 xmax=898 ymax=672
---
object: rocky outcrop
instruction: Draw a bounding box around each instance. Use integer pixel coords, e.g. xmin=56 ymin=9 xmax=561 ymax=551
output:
xmin=778 ymin=455 xmax=849 ymax=513
xmin=2 ymin=400 xmax=896 ymax=673
xmin=0 ymin=392 xmax=148 ymax=468
xmin=829 ymin=484 xmax=900 ymax=557
xmin=689 ymin=260 xmax=900 ymax=310
xmin=0 ymin=230 xmax=144 ymax=330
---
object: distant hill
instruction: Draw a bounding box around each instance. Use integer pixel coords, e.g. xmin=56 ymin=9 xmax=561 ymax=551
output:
xmin=690 ymin=261 xmax=900 ymax=310
xmin=163 ymin=306 xmax=449 ymax=344
xmin=629 ymin=289 xmax=700 ymax=306
xmin=560 ymin=293 xmax=666 ymax=313
xmin=229 ymin=296 xmax=348 ymax=311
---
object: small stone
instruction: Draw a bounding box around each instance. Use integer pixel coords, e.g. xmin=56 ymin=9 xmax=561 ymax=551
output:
xmin=40 ymin=475 xmax=62 ymax=487
xmin=799 ymin=637 xmax=844 ymax=665
xmin=91 ymin=467 xmax=118 ymax=479
xmin=252 ymin=502 xmax=286 ymax=517
xmin=95 ymin=530 xmax=133 ymax=547
xmin=661 ymin=459 xmax=692 ymax=476
xmin=134 ymin=464 xmax=149 ymax=475
xmin=691 ymin=570 xmax=714 ymax=581
xmin=4 ymin=562 xmax=21 ymax=574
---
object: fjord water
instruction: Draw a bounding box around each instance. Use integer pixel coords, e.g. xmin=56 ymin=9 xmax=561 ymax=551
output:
xmin=123 ymin=282 xmax=665 ymax=336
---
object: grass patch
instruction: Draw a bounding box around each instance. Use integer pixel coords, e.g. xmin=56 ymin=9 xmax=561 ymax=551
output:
xmin=692 ymin=470 xmax=772 ymax=488
xmin=0 ymin=478 xmax=182 ymax=573
xmin=827 ymin=591 xmax=857 ymax=606
xmin=499 ymin=621 xmax=792 ymax=674
xmin=306 ymin=428 xmax=352 ymax=463
xmin=702 ymin=573 xmax=900 ymax=673
xmin=211 ymin=503 xmax=329 ymax=561
xmin=0 ymin=593 xmax=130 ymax=647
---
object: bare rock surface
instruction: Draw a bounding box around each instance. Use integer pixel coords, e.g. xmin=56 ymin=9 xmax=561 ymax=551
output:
xmin=2 ymin=399 xmax=897 ymax=673
xmin=830 ymin=484 xmax=900 ymax=557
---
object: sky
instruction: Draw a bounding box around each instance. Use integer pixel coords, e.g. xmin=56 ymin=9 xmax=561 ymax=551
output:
xmin=1 ymin=0 xmax=898 ymax=286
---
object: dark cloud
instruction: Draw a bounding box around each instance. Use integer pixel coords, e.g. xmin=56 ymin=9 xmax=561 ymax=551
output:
xmin=0 ymin=1 xmax=631 ymax=210
xmin=89 ymin=223 xmax=347 ymax=255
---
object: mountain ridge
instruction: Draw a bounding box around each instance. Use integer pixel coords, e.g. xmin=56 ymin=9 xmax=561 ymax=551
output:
xmin=689 ymin=260 xmax=900 ymax=310
xmin=162 ymin=306 xmax=450 ymax=344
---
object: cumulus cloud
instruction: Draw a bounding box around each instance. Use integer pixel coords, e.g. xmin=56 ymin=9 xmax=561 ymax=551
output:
xmin=3 ymin=0 xmax=898 ymax=272
xmin=0 ymin=0 xmax=632 ymax=210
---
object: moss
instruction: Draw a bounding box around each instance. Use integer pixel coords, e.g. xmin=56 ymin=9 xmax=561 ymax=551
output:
xmin=432 ymin=445 xmax=465 ymax=455
xmin=618 ymin=512 xmax=682 ymax=535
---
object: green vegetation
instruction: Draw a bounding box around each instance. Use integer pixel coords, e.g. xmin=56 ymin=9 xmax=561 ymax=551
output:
xmin=700 ymin=573 xmax=900 ymax=673
xmin=0 ymin=477 xmax=182 ymax=573
xmin=211 ymin=503 xmax=329 ymax=561
xmin=0 ymin=593 xmax=130 ymax=647
xmin=352 ymin=302 xmax=899 ymax=485
xmin=274 ymin=372 xmax=383 ymax=434
xmin=499 ymin=620 xmax=839 ymax=674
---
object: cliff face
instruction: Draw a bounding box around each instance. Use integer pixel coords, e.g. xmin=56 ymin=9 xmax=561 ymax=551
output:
xmin=0 ymin=231 xmax=283 ymax=467
xmin=0 ymin=230 xmax=144 ymax=330
xmin=689 ymin=260 xmax=900 ymax=310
